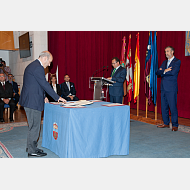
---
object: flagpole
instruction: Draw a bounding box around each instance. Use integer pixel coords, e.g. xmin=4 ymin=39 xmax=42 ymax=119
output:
xmin=137 ymin=95 xmax=139 ymax=116
xmin=137 ymin=32 xmax=140 ymax=117
xmin=155 ymin=100 xmax=157 ymax=120
xmin=122 ymin=36 xmax=126 ymax=104
xmin=155 ymin=31 xmax=158 ymax=121
xmin=145 ymin=97 xmax=148 ymax=118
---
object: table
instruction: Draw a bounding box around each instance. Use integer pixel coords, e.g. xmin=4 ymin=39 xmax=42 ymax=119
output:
xmin=41 ymin=101 xmax=130 ymax=158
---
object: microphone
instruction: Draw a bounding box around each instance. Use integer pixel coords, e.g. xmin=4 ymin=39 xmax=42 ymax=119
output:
xmin=92 ymin=66 xmax=106 ymax=77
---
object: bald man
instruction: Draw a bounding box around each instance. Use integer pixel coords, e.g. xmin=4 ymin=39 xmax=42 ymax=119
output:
xmin=19 ymin=51 xmax=66 ymax=157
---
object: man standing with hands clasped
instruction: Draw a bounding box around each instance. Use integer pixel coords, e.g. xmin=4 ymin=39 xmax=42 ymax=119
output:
xmin=156 ymin=46 xmax=181 ymax=131
xmin=19 ymin=51 xmax=66 ymax=157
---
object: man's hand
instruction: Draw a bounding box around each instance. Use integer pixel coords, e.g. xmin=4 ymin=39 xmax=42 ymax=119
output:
xmin=127 ymin=83 xmax=132 ymax=92
xmin=68 ymin=95 xmax=74 ymax=100
xmin=58 ymin=97 xmax=66 ymax=103
xmin=164 ymin=66 xmax=172 ymax=73
xmin=44 ymin=97 xmax=49 ymax=103
xmin=107 ymin=77 xmax=112 ymax=80
xmin=3 ymin=99 xmax=10 ymax=104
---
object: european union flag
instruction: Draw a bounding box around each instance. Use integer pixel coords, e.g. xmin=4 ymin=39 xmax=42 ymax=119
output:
xmin=150 ymin=31 xmax=158 ymax=105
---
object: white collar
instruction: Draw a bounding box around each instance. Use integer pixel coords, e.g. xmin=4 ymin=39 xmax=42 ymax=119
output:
xmin=168 ymin=56 xmax=175 ymax=62
xmin=114 ymin=65 xmax=120 ymax=71
xmin=38 ymin=59 xmax=43 ymax=67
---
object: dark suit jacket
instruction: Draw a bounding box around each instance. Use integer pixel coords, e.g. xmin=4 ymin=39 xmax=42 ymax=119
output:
xmin=156 ymin=57 xmax=181 ymax=92
xmin=46 ymin=84 xmax=62 ymax=102
xmin=0 ymin=81 xmax=14 ymax=99
xmin=109 ymin=66 xmax=127 ymax=96
xmin=11 ymin=81 xmax=19 ymax=94
xmin=61 ymin=82 xmax=77 ymax=99
xmin=19 ymin=59 xmax=60 ymax=111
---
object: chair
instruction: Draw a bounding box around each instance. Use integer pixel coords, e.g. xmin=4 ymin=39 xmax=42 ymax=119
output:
xmin=4 ymin=104 xmax=15 ymax=120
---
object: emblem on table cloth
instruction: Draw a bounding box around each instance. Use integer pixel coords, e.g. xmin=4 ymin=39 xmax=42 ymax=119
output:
xmin=53 ymin=122 xmax=58 ymax=140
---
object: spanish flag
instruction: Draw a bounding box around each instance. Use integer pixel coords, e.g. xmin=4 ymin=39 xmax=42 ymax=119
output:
xmin=134 ymin=33 xmax=140 ymax=103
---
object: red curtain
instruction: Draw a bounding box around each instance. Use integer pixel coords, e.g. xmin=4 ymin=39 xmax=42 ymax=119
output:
xmin=48 ymin=31 xmax=190 ymax=119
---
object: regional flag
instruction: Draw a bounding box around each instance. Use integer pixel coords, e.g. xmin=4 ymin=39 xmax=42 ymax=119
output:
xmin=125 ymin=34 xmax=133 ymax=103
xmin=120 ymin=36 xmax=126 ymax=68
xmin=150 ymin=31 xmax=158 ymax=105
xmin=134 ymin=33 xmax=140 ymax=103
xmin=144 ymin=31 xmax=152 ymax=105
xmin=120 ymin=36 xmax=127 ymax=97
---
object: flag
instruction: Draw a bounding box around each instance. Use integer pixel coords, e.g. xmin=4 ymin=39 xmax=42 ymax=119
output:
xmin=120 ymin=36 xmax=126 ymax=68
xmin=120 ymin=36 xmax=127 ymax=97
xmin=125 ymin=34 xmax=133 ymax=102
xmin=134 ymin=33 xmax=140 ymax=103
xmin=144 ymin=31 xmax=152 ymax=105
xmin=150 ymin=31 xmax=158 ymax=105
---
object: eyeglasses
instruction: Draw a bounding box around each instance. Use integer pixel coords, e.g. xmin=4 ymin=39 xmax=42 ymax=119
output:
xmin=112 ymin=62 xmax=117 ymax=65
xmin=0 ymin=76 xmax=5 ymax=78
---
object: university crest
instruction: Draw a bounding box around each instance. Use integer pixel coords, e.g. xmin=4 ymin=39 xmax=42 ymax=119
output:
xmin=53 ymin=122 xmax=58 ymax=140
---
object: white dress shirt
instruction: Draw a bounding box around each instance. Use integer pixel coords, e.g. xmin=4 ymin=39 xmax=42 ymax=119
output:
xmin=52 ymin=84 xmax=57 ymax=93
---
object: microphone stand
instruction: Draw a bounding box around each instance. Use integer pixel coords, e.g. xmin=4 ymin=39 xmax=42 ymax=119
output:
xmin=92 ymin=66 xmax=106 ymax=77
xmin=103 ymin=66 xmax=109 ymax=78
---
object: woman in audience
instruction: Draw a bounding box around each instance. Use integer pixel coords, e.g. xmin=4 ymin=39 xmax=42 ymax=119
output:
xmin=46 ymin=74 xmax=62 ymax=102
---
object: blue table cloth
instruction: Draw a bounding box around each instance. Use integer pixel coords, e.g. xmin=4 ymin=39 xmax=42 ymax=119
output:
xmin=42 ymin=101 xmax=130 ymax=158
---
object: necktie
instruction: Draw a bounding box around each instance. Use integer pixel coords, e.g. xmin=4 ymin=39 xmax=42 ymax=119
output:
xmin=2 ymin=82 xmax=5 ymax=90
xmin=167 ymin=60 xmax=170 ymax=68
xmin=112 ymin=68 xmax=116 ymax=76
xmin=67 ymin=82 xmax=70 ymax=91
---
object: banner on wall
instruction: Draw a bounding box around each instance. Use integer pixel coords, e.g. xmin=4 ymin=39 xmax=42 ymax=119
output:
xmin=185 ymin=31 xmax=190 ymax=56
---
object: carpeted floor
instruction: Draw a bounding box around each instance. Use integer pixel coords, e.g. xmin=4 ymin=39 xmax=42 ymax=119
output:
xmin=0 ymin=120 xmax=190 ymax=158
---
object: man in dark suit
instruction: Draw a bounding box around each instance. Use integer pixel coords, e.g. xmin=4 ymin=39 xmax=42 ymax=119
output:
xmin=107 ymin=57 xmax=127 ymax=104
xmin=0 ymin=73 xmax=15 ymax=122
xmin=8 ymin=74 xmax=20 ymax=108
xmin=61 ymin=74 xmax=79 ymax=101
xmin=19 ymin=51 xmax=66 ymax=157
xmin=156 ymin=46 xmax=181 ymax=131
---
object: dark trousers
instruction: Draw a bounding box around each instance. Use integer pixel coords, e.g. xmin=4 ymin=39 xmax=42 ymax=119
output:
xmin=110 ymin=95 xmax=123 ymax=104
xmin=0 ymin=99 xmax=15 ymax=120
xmin=161 ymin=90 xmax=178 ymax=127
xmin=24 ymin=107 xmax=42 ymax=154
xmin=14 ymin=94 xmax=20 ymax=106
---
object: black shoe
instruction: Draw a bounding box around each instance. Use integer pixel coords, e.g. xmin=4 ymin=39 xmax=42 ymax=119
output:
xmin=0 ymin=118 xmax=5 ymax=123
xmin=28 ymin=150 xmax=47 ymax=157
xmin=10 ymin=118 xmax=14 ymax=122
xmin=26 ymin=148 xmax=44 ymax=153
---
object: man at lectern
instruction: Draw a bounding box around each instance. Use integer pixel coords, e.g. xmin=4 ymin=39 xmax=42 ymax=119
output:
xmin=107 ymin=57 xmax=126 ymax=104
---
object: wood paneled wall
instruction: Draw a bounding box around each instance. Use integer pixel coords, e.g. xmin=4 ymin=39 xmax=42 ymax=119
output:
xmin=0 ymin=31 xmax=18 ymax=50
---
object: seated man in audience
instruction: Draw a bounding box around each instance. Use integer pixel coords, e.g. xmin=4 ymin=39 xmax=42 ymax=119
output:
xmin=61 ymin=74 xmax=79 ymax=101
xmin=8 ymin=74 xmax=20 ymax=109
xmin=0 ymin=73 xmax=15 ymax=122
